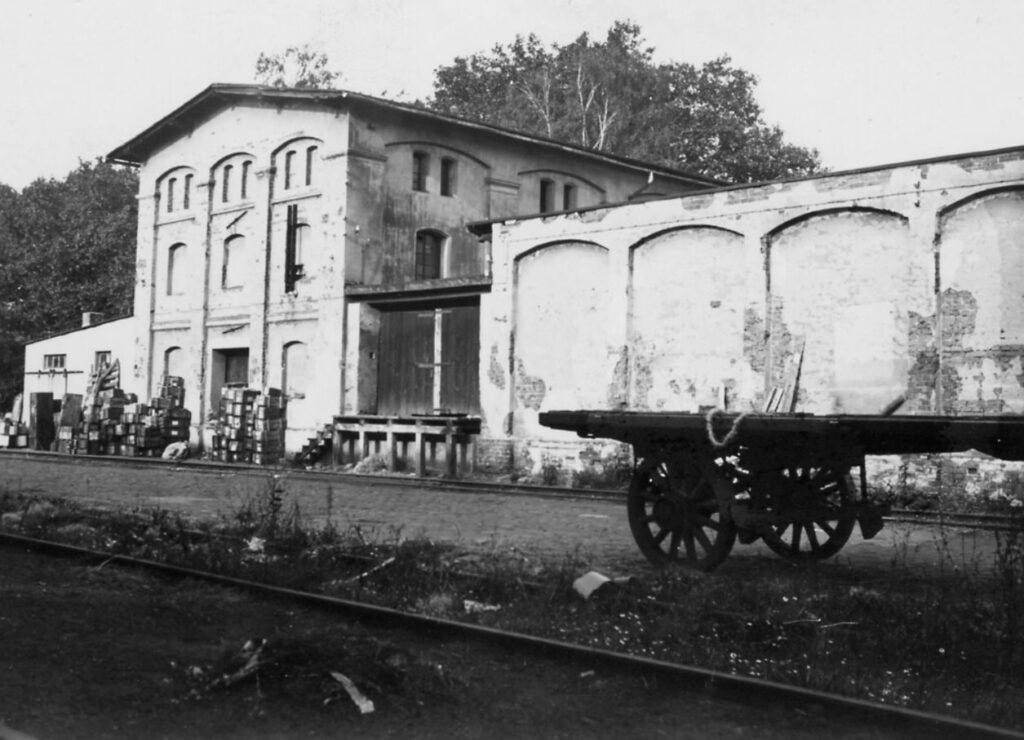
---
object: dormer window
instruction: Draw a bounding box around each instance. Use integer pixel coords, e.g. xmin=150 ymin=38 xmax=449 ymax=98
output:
xmin=539 ymin=178 xmax=555 ymax=213
xmin=412 ymin=151 xmax=428 ymax=192
xmin=440 ymin=157 xmax=457 ymax=196
xmin=562 ymin=183 xmax=576 ymax=210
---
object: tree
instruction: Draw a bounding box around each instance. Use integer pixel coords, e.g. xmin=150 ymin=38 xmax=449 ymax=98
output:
xmin=255 ymin=45 xmax=341 ymax=89
xmin=429 ymin=22 xmax=820 ymax=183
xmin=0 ymin=160 xmax=138 ymax=410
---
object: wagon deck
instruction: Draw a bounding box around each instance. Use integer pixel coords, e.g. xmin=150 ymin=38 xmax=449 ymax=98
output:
xmin=539 ymin=410 xmax=1024 ymax=570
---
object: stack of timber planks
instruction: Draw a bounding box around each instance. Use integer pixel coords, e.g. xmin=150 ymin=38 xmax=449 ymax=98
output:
xmin=209 ymin=387 xmax=285 ymax=465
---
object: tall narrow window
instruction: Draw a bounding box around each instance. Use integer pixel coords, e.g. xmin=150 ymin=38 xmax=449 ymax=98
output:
xmin=285 ymin=205 xmax=306 ymax=293
xmin=241 ymin=161 xmax=252 ymax=199
xmin=222 ymin=164 xmax=232 ymax=203
xmin=539 ymin=178 xmax=555 ymax=213
xmin=412 ymin=151 xmax=428 ymax=192
xmin=167 ymin=243 xmax=186 ymax=295
xmin=184 ymin=174 xmax=193 ymax=210
xmin=222 ymin=235 xmax=245 ymax=288
xmin=440 ymin=157 xmax=456 ymax=196
xmin=284 ymin=150 xmax=296 ymax=190
xmin=164 ymin=346 xmax=183 ymax=378
xmin=167 ymin=177 xmax=177 ymax=213
xmin=94 ymin=351 xmax=111 ymax=370
xmin=562 ymin=183 xmax=576 ymax=210
xmin=414 ymin=230 xmax=445 ymax=280
xmin=305 ymin=146 xmax=317 ymax=186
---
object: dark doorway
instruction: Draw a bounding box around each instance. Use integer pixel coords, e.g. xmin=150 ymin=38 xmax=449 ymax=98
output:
xmin=210 ymin=348 xmax=250 ymax=413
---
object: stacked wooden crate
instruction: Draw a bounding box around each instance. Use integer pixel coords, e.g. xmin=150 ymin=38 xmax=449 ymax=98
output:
xmin=209 ymin=387 xmax=285 ymax=465
xmin=0 ymin=417 xmax=28 ymax=449
xmin=152 ymin=375 xmax=191 ymax=446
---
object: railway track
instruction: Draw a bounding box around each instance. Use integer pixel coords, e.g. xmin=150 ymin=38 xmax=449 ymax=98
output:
xmin=3 ymin=449 xmax=1021 ymax=532
xmin=0 ymin=529 xmax=1019 ymax=740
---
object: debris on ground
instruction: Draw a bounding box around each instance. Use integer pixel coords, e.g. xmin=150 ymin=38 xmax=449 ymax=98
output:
xmin=330 ymin=671 xmax=375 ymax=714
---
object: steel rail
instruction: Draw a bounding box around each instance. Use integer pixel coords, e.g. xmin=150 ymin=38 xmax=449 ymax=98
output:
xmin=3 ymin=449 xmax=1021 ymax=530
xmin=0 ymin=530 xmax=1020 ymax=739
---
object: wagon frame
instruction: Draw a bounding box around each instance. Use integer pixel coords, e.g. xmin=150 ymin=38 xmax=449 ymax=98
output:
xmin=539 ymin=410 xmax=1024 ymax=570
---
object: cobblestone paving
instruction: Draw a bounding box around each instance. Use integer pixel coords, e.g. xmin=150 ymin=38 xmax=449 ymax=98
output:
xmin=0 ymin=452 xmax=1000 ymax=575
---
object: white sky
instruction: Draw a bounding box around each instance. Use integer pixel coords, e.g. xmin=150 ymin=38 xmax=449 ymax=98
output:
xmin=1 ymin=0 xmax=1022 ymax=189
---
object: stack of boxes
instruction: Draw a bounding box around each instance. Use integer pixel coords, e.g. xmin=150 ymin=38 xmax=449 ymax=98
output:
xmin=209 ymin=386 xmax=285 ymax=465
xmin=0 ymin=417 xmax=28 ymax=449
xmin=152 ymin=375 xmax=191 ymax=446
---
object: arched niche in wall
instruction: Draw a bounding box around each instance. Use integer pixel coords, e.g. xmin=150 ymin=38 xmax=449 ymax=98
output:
xmin=512 ymin=241 xmax=610 ymax=434
xmin=167 ymin=243 xmax=188 ymax=295
xmin=164 ymin=346 xmax=184 ymax=378
xmin=766 ymin=207 xmax=918 ymax=414
xmin=211 ymin=152 xmax=256 ymax=205
xmin=936 ymin=187 xmax=1024 ymax=414
xmin=272 ymin=137 xmax=324 ymax=192
xmin=155 ymin=166 xmax=197 ymax=219
xmin=628 ymin=226 xmax=747 ymax=411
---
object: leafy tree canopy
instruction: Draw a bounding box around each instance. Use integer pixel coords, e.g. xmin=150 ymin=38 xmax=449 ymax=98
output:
xmin=255 ymin=45 xmax=341 ymax=89
xmin=0 ymin=160 xmax=138 ymax=410
xmin=429 ymin=21 xmax=820 ymax=183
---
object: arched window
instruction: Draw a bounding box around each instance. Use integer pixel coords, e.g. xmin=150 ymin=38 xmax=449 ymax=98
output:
xmin=415 ymin=229 xmax=446 ymax=280
xmin=282 ymin=341 xmax=309 ymax=399
xmin=305 ymin=146 xmax=318 ymax=186
xmin=167 ymin=243 xmax=186 ymax=295
xmin=222 ymin=235 xmax=245 ymax=288
xmin=167 ymin=177 xmax=177 ymax=213
xmin=241 ymin=161 xmax=252 ymax=199
xmin=222 ymin=164 xmax=232 ymax=203
xmin=164 ymin=346 xmax=184 ymax=378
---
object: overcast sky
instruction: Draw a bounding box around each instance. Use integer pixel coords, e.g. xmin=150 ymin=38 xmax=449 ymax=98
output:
xmin=2 ymin=0 xmax=1022 ymax=189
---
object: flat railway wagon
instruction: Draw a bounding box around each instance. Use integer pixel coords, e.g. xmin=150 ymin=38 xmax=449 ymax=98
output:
xmin=539 ymin=410 xmax=1024 ymax=570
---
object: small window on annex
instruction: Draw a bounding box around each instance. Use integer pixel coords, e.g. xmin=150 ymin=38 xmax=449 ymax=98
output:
xmin=94 ymin=351 xmax=111 ymax=370
xmin=539 ymin=178 xmax=555 ymax=213
xmin=167 ymin=243 xmax=187 ymax=295
xmin=412 ymin=151 xmax=429 ymax=192
xmin=43 ymin=354 xmax=66 ymax=370
xmin=440 ymin=157 xmax=457 ymax=196
xmin=222 ymin=235 xmax=245 ymax=288
xmin=562 ymin=183 xmax=576 ymax=210
xmin=414 ymin=230 xmax=446 ymax=280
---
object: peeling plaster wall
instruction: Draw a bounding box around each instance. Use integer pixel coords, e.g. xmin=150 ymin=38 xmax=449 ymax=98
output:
xmin=512 ymin=242 xmax=614 ymax=437
xmin=629 ymin=227 xmax=753 ymax=410
xmin=480 ymin=148 xmax=1024 ymax=480
xmin=939 ymin=190 xmax=1024 ymax=414
xmin=768 ymin=210 xmax=929 ymax=413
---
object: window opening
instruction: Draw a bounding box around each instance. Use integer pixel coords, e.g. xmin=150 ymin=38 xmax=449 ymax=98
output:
xmin=415 ymin=230 xmax=445 ymax=280
xmin=164 ymin=346 xmax=183 ymax=378
xmin=440 ymin=157 xmax=456 ymax=196
xmin=94 ymin=351 xmax=111 ymax=370
xmin=539 ymin=178 xmax=555 ymax=213
xmin=43 ymin=354 xmax=66 ymax=370
xmin=223 ymin=235 xmax=245 ymax=288
xmin=222 ymin=164 xmax=232 ymax=203
xmin=562 ymin=183 xmax=576 ymax=210
xmin=412 ymin=151 xmax=428 ymax=192
xmin=167 ymin=177 xmax=176 ymax=213
xmin=306 ymin=146 xmax=317 ymax=186
xmin=285 ymin=204 xmax=305 ymax=292
xmin=167 ymin=243 xmax=186 ymax=295
xmin=184 ymin=174 xmax=193 ymax=210
xmin=284 ymin=150 xmax=295 ymax=190
xmin=241 ymin=161 xmax=251 ymax=199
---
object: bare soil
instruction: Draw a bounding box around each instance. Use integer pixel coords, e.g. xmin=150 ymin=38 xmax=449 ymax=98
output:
xmin=0 ymin=545 xmax=916 ymax=740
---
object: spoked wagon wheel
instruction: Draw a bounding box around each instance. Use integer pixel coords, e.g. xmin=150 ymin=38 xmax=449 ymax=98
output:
xmin=756 ymin=466 xmax=856 ymax=562
xmin=627 ymin=453 xmax=736 ymax=570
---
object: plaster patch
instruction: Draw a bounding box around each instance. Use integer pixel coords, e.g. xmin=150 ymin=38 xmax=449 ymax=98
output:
xmin=515 ymin=359 xmax=546 ymax=410
xmin=606 ymin=345 xmax=629 ymax=408
xmin=488 ymin=344 xmax=505 ymax=390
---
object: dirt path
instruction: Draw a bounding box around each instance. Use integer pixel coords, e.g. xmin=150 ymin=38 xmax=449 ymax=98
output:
xmin=0 ymin=452 xmax=1002 ymax=577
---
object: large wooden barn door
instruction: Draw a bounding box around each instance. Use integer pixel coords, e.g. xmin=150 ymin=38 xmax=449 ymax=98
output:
xmin=376 ymin=298 xmax=480 ymax=416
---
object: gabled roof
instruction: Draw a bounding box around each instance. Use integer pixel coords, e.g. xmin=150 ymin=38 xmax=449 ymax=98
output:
xmin=106 ymin=83 xmax=722 ymax=188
